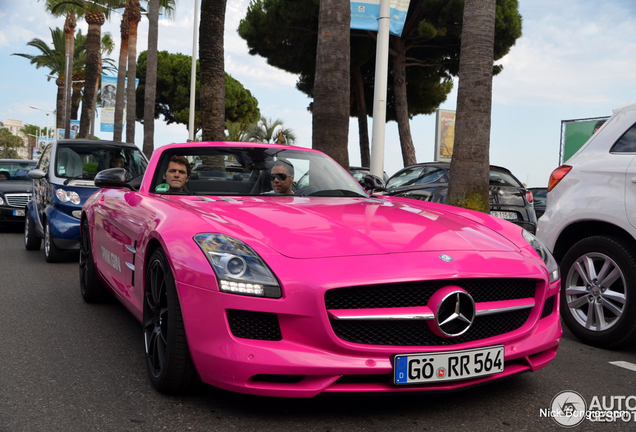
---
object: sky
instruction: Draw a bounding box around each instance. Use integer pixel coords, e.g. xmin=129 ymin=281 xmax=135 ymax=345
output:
xmin=2 ymin=0 xmax=636 ymax=187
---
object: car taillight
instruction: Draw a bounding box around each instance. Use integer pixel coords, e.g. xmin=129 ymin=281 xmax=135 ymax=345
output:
xmin=547 ymin=165 xmax=572 ymax=192
xmin=526 ymin=190 xmax=533 ymax=204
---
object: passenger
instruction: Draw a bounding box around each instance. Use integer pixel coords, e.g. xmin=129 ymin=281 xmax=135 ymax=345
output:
xmin=110 ymin=155 xmax=125 ymax=168
xmin=163 ymin=155 xmax=190 ymax=192
xmin=0 ymin=171 xmax=8 ymax=181
xmin=270 ymin=160 xmax=294 ymax=195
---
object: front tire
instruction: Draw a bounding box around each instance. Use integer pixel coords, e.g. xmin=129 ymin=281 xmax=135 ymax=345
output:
xmin=79 ymin=219 xmax=107 ymax=303
xmin=143 ymin=248 xmax=197 ymax=393
xmin=44 ymin=220 xmax=63 ymax=263
xmin=24 ymin=209 xmax=41 ymax=251
xmin=560 ymin=235 xmax=636 ymax=348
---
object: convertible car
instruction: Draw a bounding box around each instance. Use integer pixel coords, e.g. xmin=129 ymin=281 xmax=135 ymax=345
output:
xmin=81 ymin=142 xmax=562 ymax=397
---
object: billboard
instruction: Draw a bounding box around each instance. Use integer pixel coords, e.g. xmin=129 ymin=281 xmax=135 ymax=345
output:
xmin=350 ymin=0 xmax=411 ymax=37
xmin=434 ymin=109 xmax=455 ymax=162
xmin=560 ymin=117 xmax=609 ymax=164
xmin=100 ymin=75 xmax=137 ymax=133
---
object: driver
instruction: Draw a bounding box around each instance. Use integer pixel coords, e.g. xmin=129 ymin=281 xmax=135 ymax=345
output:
xmin=270 ymin=160 xmax=294 ymax=195
xmin=163 ymin=155 xmax=191 ymax=192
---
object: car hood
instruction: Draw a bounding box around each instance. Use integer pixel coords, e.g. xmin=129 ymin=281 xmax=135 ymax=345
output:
xmin=180 ymin=196 xmax=519 ymax=259
xmin=0 ymin=180 xmax=33 ymax=193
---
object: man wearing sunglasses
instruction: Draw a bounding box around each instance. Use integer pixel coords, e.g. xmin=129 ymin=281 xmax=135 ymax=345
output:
xmin=270 ymin=160 xmax=295 ymax=195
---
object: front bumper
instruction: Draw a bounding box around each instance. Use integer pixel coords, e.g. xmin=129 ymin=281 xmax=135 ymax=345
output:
xmin=177 ymin=272 xmax=562 ymax=398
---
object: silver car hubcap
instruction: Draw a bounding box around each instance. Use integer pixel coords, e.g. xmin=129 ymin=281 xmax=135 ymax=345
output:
xmin=565 ymin=252 xmax=626 ymax=332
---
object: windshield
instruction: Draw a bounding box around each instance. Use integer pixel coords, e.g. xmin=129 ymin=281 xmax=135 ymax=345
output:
xmin=152 ymin=146 xmax=369 ymax=197
xmin=386 ymin=166 xmax=448 ymax=189
xmin=55 ymin=143 xmax=148 ymax=180
xmin=0 ymin=160 xmax=37 ymax=181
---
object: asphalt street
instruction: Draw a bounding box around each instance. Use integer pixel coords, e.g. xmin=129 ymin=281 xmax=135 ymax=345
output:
xmin=1 ymin=224 xmax=636 ymax=431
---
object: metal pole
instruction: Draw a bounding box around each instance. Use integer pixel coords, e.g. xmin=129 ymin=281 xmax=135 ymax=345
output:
xmin=188 ymin=0 xmax=200 ymax=142
xmin=369 ymin=0 xmax=391 ymax=178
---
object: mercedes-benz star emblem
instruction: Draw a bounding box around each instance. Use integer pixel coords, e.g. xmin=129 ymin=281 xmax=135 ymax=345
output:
xmin=435 ymin=291 xmax=475 ymax=337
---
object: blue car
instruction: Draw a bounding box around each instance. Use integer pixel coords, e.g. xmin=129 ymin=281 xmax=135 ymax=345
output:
xmin=24 ymin=139 xmax=148 ymax=262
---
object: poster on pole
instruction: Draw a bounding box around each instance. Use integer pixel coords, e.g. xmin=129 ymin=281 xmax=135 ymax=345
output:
xmin=100 ymin=75 xmax=117 ymax=132
xmin=560 ymin=117 xmax=609 ymax=164
xmin=350 ymin=0 xmax=411 ymax=37
xmin=434 ymin=109 xmax=455 ymax=162
xmin=100 ymin=75 xmax=138 ymax=133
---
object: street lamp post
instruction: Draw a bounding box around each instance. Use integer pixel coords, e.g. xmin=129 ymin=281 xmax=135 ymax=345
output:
xmin=29 ymin=105 xmax=56 ymax=140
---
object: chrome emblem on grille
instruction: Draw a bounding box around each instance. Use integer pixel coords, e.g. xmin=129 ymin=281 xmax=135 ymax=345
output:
xmin=428 ymin=289 xmax=476 ymax=337
xmin=439 ymin=254 xmax=453 ymax=262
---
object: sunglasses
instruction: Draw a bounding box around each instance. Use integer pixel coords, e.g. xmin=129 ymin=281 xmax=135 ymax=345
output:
xmin=270 ymin=173 xmax=291 ymax=181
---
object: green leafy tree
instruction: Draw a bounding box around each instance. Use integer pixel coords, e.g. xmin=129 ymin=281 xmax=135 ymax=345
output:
xmin=245 ymin=117 xmax=296 ymax=144
xmin=135 ymin=51 xmax=260 ymax=137
xmin=239 ymin=0 xmax=521 ymax=167
xmin=0 ymin=129 xmax=26 ymax=159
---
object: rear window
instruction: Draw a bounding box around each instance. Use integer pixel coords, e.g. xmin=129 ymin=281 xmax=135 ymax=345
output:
xmin=489 ymin=170 xmax=523 ymax=187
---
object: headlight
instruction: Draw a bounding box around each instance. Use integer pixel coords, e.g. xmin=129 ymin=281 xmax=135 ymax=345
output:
xmin=522 ymin=230 xmax=559 ymax=283
xmin=55 ymin=189 xmax=81 ymax=205
xmin=0 ymin=196 xmax=4 ymax=206
xmin=194 ymin=233 xmax=281 ymax=298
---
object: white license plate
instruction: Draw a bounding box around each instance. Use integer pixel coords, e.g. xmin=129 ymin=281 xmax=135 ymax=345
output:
xmin=394 ymin=345 xmax=504 ymax=384
xmin=491 ymin=211 xmax=518 ymax=220
xmin=12 ymin=209 xmax=25 ymax=217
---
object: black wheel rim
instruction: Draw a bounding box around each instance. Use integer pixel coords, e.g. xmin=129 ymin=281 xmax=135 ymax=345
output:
xmin=144 ymin=258 xmax=169 ymax=378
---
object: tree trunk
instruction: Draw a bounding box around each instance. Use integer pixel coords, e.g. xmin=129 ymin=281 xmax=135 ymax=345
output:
xmin=352 ymin=68 xmax=370 ymax=167
xmin=446 ymin=0 xmax=496 ymax=213
xmin=78 ymin=13 xmax=105 ymax=139
xmin=143 ymin=0 xmax=160 ymax=158
xmin=126 ymin=0 xmax=141 ymax=144
xmin=114 ymin=7 xmax=130 ymax=142
xmin=392 ymin=38 xmax=417 ymax=167
xmin=63 ymin=12 xmax=76 ymax=139
xmin=199 ymin=0 xmax=227 ymax=142
xmin=312 ymin=0 xmax=350 ymax=168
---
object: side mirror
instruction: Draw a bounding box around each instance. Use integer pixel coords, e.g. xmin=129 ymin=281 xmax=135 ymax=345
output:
xmin=28 ymin=169 xmax=46 ymax=180
xmin=95 ymin=168 xmax=133 ymax=189
xmin=362 ymin=174 xmax=385 ymax=193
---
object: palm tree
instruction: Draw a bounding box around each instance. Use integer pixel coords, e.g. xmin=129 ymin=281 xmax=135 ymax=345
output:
xmin=42 ymin=0 xmax=83 ymax=138
xmin=199 ymin=0 xmax=227 ymax=142
xmin=224 ymin=120 xmax=247 ymax=142
xmin=113 ymin=6 xmax=130 ymax=142
xmin=311 ymin=0 xmax=350 ymax=167
xmin=245 ymin=117 xmax=296 ymax=144
xmin=142 ymin=0 xmax=161 ymax=156
xmin=124 ymin=0 xmax=141 ymax=143
xmin=50 ymin=0 xmax=123 ymax=138
xmin=447 ymin=0 xmax=497 ymax=213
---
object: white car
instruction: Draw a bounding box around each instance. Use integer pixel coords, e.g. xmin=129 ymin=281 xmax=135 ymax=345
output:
xmin=538 ymin=102 xmax=636 ymax=348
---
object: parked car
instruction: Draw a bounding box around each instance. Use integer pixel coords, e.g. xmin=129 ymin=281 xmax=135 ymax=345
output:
xmin=80 ymin=141 xmax=561 ymax=397
xmin=528 ymin=187 xmax=547 ymax=219
xmin=0 ymin=159 xmax=37 ymax=224
xmin=24 ymin=139 xmax=148 ymax=262
xmin=538 ymin=101 xmax=636 ymax=349
xmin=384 ymin=162 xmax=538 ymax=234
xmin=349 ymin=166 xmax=389 ymax=183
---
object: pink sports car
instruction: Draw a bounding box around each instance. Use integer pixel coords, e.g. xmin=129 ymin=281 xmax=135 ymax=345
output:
xmin=80 ymin=142 xmax=562 ymax=397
